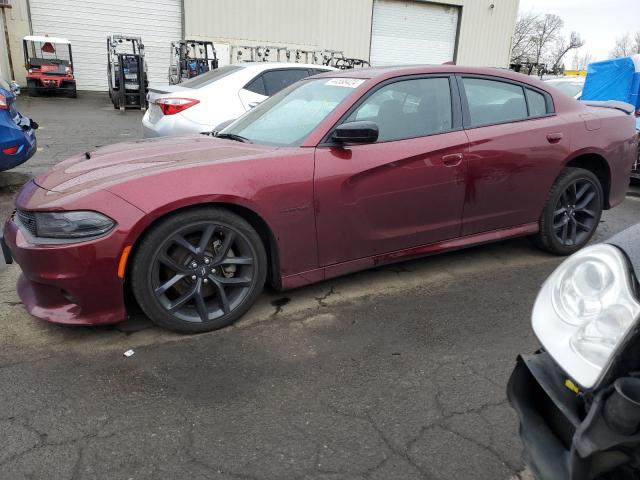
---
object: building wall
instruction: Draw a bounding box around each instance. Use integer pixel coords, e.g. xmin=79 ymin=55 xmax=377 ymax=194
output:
xmin=455 ymin=0 xmax=520 ymax=67
xmin=4 ymin=0 xmax=31 ymax=85
xmin=185 ymin=0 xmax=519 ymax=68
xmin=0 ymin=8 xmax=10 ymax=82
xmin=184 ymin=0 xmax=374 ymax=62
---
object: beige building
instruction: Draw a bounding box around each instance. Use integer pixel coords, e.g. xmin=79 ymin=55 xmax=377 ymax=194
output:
xmin=1 ymin=0 xmax=519 ymax=90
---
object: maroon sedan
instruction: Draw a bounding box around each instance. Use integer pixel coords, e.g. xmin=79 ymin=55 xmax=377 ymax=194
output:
xmin=2 ymin=66 xmax=637 ymax=333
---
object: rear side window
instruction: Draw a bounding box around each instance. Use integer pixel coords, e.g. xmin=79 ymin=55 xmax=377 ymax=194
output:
xmin=244 ymin=75 xmax=266 ymax=95
xmin=462 ymin=77 xmax=528 ymax=126
xmin=526 ymin=88 xmax=548 ymax=117
xmin=262 ymin=69 xmax=311 ymax=96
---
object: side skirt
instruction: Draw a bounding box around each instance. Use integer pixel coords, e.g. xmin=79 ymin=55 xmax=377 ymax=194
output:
xmin=280 ymin=222 xmax=539 ymax=290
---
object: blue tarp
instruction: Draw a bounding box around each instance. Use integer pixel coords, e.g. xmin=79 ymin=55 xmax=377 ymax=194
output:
xmin=582 ymin=55 xmax=640 ymax=111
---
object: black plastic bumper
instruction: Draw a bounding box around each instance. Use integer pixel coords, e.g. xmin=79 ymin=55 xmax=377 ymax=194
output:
xmin=508 ymin=353 xmax=586 ymax=480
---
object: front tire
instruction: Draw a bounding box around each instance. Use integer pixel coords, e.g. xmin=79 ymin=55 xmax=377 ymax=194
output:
xmin=131 ymin=208 xmax=267 ymax=333
xmin=532 ymin=167 xmax=603 ymax=255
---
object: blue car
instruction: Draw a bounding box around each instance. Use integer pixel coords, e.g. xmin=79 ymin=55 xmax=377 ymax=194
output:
xmin=0 ymin=78 xmax=37 ymax=172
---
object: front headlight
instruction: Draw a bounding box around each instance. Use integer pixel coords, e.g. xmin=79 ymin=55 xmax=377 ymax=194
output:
xmin=32 ymin=211 xmax=115 ymax=239
xmin=533 ymin=244 xmax=640 ymax=389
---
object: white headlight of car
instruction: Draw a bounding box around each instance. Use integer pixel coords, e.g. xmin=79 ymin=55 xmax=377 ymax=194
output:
xmin=533 ymin=244 xmax=640 ymax=389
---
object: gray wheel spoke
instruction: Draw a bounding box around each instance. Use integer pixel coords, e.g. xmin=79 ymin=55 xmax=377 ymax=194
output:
xmin=194 ymin=284 xmax=209 ymax=322
xmin=576 ymin=191 xmax=595 ymax=210
xmin=575 ymin=220 xmax=591 ymax=232
xmin=578 ymin=208 xmax=596 ymax=218
xmin=553 ymin=207 xmax=566 ymax=217
xmin=569 ymin=219 xmax=577 ymax=244
xmin=575 ymin=182 xmax=590 ymax=200
xmin=172 ymin=235 xmax=198 ymax=255
xmin=158 ymin=253 xmax=190 ymax=274
xmin=210 ymin=277 xmax=231 ymax=314
xmin=198 ymin=225 xmax=216 ymax=254
xmin=154 ymin=273 xmax=186 ymax=296
xmin=168 ymin=285 xmax=197 ymax=312
xmin=216 ymin=276 xmax=252 ymax=287
xmin=220 ymin=256 xmax=253 ymax=266
xmin=561 ymin=223 xmax=569 ymax=243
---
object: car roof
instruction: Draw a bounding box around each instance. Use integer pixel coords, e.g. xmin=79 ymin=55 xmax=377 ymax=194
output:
xmin=238 ymin=62 xmax=336 ymax=71
xmin=312 ymin=64 xmax=555 ymax=87
xmin=23 ymin=35 xmax=71 ymax=44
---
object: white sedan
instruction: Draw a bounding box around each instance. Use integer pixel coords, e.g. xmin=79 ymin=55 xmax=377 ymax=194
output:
xmin=142 ymin=62 xmax=335 ymax=138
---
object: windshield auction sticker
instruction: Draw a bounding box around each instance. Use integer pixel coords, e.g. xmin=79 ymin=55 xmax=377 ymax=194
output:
xmin=325 ymin=78 xmax=365 ymax=88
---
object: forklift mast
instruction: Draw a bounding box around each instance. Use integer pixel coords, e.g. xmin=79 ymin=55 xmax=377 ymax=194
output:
xmin=169 ymin=40 xmax=218 ymax=85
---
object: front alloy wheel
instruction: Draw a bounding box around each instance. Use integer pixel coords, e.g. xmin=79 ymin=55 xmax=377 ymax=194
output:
xmin=132 ymin=208 xmax=267 ymax=333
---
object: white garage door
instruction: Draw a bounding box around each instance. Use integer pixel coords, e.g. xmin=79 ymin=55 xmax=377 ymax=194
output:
xmin=29 ymin=0 xmax=181 ymax=91
xmin=370 ymin=0 xmax=459 ymax=67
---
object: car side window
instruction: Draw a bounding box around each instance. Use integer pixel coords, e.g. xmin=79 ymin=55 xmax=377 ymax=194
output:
xmin=345 ymin=77 xmax=453 ymax=142
xmin=462 ymin=77 xmax=528 ymax=126
xmin=244 ymin=75 xmax=266 ymax=95
xmin=262 ymin=69 xmax=310 ymax=96
xmin=526 ymin=88 xmax=548 ymax=117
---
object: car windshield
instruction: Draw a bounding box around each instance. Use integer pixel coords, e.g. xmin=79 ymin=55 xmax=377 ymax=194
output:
xmin=546 ymin=80 xmax=584 ymax=98
xmin=219 ymin=77 xmax=364 ymax=146
xmin=179 ymin=65 xmax=243 ymax=88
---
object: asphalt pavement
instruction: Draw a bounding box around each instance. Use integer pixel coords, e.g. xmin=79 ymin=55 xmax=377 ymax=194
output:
xmin=0 ymin=92 xmax=638 ymax=479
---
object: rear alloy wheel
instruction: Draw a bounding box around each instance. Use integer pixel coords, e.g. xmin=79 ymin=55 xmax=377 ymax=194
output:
xmin=533 ymin=167 xmax=603 ymax=255
xmin=132 ymin=208 xmax=267 ymax=333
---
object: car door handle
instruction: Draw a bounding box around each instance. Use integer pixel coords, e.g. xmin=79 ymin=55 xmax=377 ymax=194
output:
xmin=546 ymin=132 xmax=564 ymax=143
xmin=248 ymin=102 xmax=261 ymax=108
xmin=442 ymin=153 xmax=464 ymax=167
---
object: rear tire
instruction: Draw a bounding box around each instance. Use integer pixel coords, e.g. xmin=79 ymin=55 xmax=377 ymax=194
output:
xmin=532 ymin=167 xmax=603 ymax=255
xmin=131 ymin=207 xmax=267 ymax=333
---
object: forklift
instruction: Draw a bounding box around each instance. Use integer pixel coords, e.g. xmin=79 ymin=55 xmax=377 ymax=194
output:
xmin=107 ymin=35 xmax=148 ymax=111
xmin=23 ymin=35 xmax=77 ymax=97
xmin=168 ymin=40 xmax=218 ymax=85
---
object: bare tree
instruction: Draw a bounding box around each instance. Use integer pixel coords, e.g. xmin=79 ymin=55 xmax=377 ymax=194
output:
xmin=610 ymin=32 xmax=640 ymax=57
xmin=530 ymin=14 xmax=564 ymax=66
xmin=547 ymin=32 xmax=585 ymax=72
xmin=571 ymin=51 xmax=594 ymax=70
xmin=510 ymin=11 xmax=539 ymax=63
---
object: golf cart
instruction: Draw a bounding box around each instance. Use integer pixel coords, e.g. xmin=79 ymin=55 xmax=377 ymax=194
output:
xmin=23 ymin=35 xmax=76 ymax=97
xmin=107 ymin=35 xmax=148 ymax=111
xmin=169 ymin=40 xmax=218 ymax=85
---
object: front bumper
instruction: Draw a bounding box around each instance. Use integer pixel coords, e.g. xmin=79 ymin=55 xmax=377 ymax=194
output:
xmin=1 ymin=183 xmax=147 ymax=326
xmin=2 ymin=216 xmax=127 ymax=325
xmin=509 ymin=352 xmax=640 ymax=480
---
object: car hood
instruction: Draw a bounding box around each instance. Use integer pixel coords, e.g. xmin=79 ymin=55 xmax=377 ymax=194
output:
xmin=33 ymin=135 xmax=280 ymax=194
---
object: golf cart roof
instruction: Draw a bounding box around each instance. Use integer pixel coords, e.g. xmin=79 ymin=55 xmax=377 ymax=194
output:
xmin=23 ymin=35 xmax=71 ymax=45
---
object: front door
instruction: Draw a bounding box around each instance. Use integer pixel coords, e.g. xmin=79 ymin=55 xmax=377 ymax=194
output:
xmin=314 ymin=76 xmax=469 ymax=266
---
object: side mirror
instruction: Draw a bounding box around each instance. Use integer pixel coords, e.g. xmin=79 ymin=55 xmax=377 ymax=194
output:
xmin=332 ymin=121 xmax=379 ymax=144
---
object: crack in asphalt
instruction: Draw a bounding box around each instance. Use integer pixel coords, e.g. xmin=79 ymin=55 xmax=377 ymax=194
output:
xmin=314 ymin=286 xmax=337 ymax=308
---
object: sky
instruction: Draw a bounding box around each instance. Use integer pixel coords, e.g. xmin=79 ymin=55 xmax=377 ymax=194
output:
xmin=518 ymin=0 xmax=640 ymax=62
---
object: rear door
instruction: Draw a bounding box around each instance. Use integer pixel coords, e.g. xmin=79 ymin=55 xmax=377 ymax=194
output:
xmin=314 ymin=75 xmax=469 ymax=265
xmin=457 ymin=75 xmax=571 ymax=235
